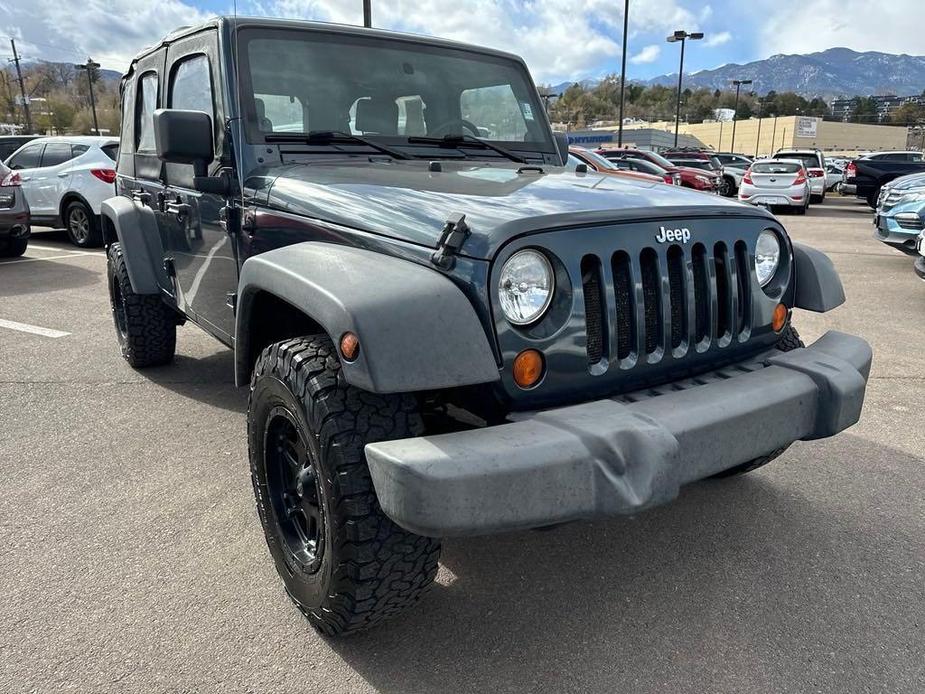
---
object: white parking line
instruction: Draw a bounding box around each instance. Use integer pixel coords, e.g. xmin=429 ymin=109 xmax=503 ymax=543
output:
xmin=0 ymin=319 xmax=70 ymax=338
xmin=27 ymin=244 xmax=102 ymax=254
xmin=0 ymin=252 xmax=98 ymax=265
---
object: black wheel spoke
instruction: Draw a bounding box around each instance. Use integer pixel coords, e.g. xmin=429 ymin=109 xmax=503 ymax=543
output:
xmin=265 ymin=410 xmax=324 ymax=572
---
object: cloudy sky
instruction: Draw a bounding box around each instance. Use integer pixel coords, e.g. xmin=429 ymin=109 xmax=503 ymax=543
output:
xmin=2 ymin=0 xmax=924 ymax=84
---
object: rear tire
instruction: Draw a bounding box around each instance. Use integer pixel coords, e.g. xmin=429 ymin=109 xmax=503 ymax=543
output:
xmin=866 ymin=189 xmax=879 ymax=209
xmin=710 ymin=324 xmax=805 ymax=478
xmin=794 ymin=203 xmax=807 ymax=215
xmin=107 ymin=243 xmax=176 ymax=367
xmin=65 ymin=200 xmax=102 ymax=248
xmin=249 ymin=336 xmax=441 ymax=637
xmin=0 ymin=237 xmax=28 ymax=257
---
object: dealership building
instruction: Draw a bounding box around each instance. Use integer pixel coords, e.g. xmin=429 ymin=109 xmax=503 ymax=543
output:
xmin=569 ymin=116 xmax=909 ymax=156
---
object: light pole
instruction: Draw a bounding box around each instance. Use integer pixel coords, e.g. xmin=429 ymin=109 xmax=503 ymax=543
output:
xmin=754 ymin=98 xmax=763 ymax=157
xmin=666 ymin=30 xmax=703 ymax=147
xmin=730 ymin=78 xmax=752 ymax=153
xmin=617 ymin=0 xmax=630 ymax=146
xmin=363 ymin=0 xmax=371 ymax=27
xmin=75 ymin=58 xmax=100 ymax=135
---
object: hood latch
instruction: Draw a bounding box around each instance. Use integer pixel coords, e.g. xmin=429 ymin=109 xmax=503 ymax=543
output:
xmin=431 ymin=213 xmax=470 ymax=270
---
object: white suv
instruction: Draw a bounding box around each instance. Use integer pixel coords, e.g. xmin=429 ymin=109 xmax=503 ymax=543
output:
xmin=3 ymin=136 xmax=118 ymax=247
xmin=775 ymin=148 xmax=827 ymax=204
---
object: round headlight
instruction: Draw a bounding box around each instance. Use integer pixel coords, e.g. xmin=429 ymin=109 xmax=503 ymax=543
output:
xmin=498 ymin=250 xmax=554 ymax=326
xmin=755 ymin=230 xmax=781 ymax=287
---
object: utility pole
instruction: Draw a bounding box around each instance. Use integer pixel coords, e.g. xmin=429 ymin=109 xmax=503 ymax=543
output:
xmin=666 ymin=30 xmax=703 ymax=147
xmin=75 ymin=58 xmax=100 ymax=135
xmin=730 ymin=78 xmax=752 ymax=153
xmin=9 ymin=39 xmax=32 ymax=134
xmin=363 ymin=0 xmax=371 ymax=27
xmin=617 ymin=0 xmax=629 ymax=146
xmin=755 ymin=99 xmax=763 ymax=157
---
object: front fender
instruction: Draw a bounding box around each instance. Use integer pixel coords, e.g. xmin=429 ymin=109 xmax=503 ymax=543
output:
xmin=792 ymin=242 xmax=846 ymax=312
xmin=100 ymin=196 xmax=170 ymax=295
xmin=235 ymin=242 xmax=500 ymax=393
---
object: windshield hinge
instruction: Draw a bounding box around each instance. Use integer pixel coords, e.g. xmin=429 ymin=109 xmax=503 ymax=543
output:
xmin=431 ymin=213 xmax=470 ymax=270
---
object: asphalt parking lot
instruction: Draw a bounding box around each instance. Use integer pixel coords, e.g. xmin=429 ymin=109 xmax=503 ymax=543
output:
xmin=1 ymin=197 xmax=923 ymax=694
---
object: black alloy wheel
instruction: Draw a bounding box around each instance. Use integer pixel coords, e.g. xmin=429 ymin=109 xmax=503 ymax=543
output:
xmin=264 ymin=407 xmax=325 ymax=573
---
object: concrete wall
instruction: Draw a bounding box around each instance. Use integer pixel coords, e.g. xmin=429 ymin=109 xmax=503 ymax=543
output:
xmin=589 ymin=117 xmax=909 ymax=156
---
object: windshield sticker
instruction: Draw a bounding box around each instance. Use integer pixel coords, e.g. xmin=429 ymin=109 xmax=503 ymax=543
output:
xmin=521 ymin=102 xmax=535 ymax=120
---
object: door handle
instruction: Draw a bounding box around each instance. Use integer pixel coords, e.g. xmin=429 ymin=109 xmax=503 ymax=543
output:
xmin=57 ymin=172 xmax=69 ymax=178
xmin=166 ymin=201 xmax=191 ymax=220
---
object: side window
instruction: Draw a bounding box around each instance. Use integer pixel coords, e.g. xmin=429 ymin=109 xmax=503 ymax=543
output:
xmin=135 ymin=72 xmax=158 ymax=152
xmin=41 ymin=142 xmax=75 ymax=167
xmin=169 ymin=54 xmax=214 ymax=121
xmin=460 ymin=85 xmax=528 ymax=141
xmin=71 ymin=144 xmax=89 ymax=157
xmin=7 ymin=143 xmax=43 ymax=170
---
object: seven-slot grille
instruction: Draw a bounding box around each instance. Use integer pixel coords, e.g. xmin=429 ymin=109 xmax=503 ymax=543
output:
xmin=582 ymin=240 xmax=752 ymax=367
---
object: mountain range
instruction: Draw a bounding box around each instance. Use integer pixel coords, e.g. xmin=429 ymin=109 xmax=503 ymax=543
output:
xmin=551 ymin=48 xmax=925 ymax=100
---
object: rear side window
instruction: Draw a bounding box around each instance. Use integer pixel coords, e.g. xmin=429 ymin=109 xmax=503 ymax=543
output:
xmin=7 ymin=143 xmax=43 ymax=169
xmin=72 ymin=144 xmax=90 ymax=157
xmin=40 ymin=142 xmax=75 ymax=167
xmin=101 ymin=144 xmax=119 ymax=161
xmin=169 ymin=54 xmax=214 ymax=121
xmin=135 ymin=72 xmax=159 ymax=152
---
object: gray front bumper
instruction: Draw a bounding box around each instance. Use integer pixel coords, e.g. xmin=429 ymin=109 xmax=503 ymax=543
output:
xmin=366 ymin=331 xmax=872 ymax=537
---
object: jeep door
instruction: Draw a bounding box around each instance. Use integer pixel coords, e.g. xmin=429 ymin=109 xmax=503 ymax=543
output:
xmin=126 ymin=47 xmax=173 ymax=297
xmin=162 ymin=32 xmax=237 ymax=341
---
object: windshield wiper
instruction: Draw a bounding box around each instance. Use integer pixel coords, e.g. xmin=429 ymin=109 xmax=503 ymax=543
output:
xmin=265 ymin=130 xmax=411 ymax=160
xmin=408 ymin=134 xmax=527 ymax=164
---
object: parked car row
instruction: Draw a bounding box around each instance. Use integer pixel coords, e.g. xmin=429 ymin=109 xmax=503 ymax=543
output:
xmin=844 ymin=150 xmax=925 ymax=208
xmin=867 ymin=170 xmax=925 ymax=283
xmin=0 ymin=134 xmax=118 ymax=252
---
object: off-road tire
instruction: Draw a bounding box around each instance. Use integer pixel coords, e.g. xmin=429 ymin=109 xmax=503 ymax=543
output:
xmin=106 ymin=243 xmax=176 ymax=367
xmin=0 ymin=237 xmax=28 ymax=257
xmin=711 ymin=324 xmax=805 ymax=478
xmin=65 ymin=200 xmax=102 ymax=248
xmin=248 ymin=336 xmax=441 ymax=637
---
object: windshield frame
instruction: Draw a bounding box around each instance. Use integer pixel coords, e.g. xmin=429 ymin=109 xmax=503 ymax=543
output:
xmin=234 ymin=26 xmax=556 ymax=158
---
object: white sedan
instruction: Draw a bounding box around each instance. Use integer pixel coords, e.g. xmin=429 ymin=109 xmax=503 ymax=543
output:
xmin=738 ymin=159 xmax=811 ymax=215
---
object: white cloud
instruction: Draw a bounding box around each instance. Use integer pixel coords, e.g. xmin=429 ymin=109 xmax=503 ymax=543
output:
xmin=258 ymin=0 xmax=706 ymax=82
xmin=630 ymin=45 xmax=661 ymax=64
xmin=705 ymin=31 xmax=731 ymax=47
xmin=757 ymin=0 xmax=925 ymax=56
xmin=3 ymin=0 xmax=212 ymax=72
xmin=1 ymin=0 xmax=713 ymax=82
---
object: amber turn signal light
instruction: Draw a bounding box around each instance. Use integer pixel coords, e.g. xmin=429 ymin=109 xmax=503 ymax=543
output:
xmin=772 ymin=303 xmax=788 ymax=332
xmin=340 ymin=332 xmax=360 ymax=361
xmin=513 ymin=349 xmax=544 ymax=389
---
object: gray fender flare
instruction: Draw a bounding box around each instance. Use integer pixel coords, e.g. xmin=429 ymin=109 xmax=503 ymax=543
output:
xmin=100 ymin=196 xmax=169 ymax=294
xmin=792 ymin=242 xmax=846 ymax=312
xmin=235 ymin=242 xmax=500 ymax=393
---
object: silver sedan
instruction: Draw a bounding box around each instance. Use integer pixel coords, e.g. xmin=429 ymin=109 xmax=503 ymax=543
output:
xmin=738 ymin=159 xmax=811 ymax=215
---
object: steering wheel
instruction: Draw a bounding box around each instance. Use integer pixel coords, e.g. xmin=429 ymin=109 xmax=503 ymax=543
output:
xmin=428 ymin=118 xmax=481 ymax=138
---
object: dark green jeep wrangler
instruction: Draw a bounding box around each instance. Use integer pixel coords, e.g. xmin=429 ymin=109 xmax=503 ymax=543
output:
xmin=102 ymin=16 xmax=871 ymax=636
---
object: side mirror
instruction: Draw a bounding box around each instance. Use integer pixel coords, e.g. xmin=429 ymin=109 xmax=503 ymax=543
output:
xmin=153 ymin=109 xmax=213 ymax=177
xmin=553 ymin=132 xmax=569 ymax=165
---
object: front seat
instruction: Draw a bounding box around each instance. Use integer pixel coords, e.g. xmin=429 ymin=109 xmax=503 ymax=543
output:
xmin=254 ymin=98 xmax=274 ymax=132
xmin=354 ymin=97 xmax=398 ymax=136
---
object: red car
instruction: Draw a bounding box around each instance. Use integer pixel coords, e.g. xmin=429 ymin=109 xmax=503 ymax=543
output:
xmin=569 ymin=146 xmax=670 ymax=185
xmin=597 ymin=147 xmax=721 ymax=193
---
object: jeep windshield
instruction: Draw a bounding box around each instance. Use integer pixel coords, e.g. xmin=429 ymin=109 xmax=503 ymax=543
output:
xmin=238 ymin=28 xmax=555 ymax=161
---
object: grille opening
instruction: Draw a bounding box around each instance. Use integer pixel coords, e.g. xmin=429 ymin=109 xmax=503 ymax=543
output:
xmin=640 ymin=248 xmax=662 ymax=354
xmin=692 ymin=243 xmax=709 ymax=343
xmin=667 ymin=245 xmax=685 ymax=349
xmin=581 ymin=255 xmax=605 ymax=365
xmin=734 ymin=241 xmax=751 ymax=336
xmin=714 ymin=243 xmax=730 ymax=339
xmin=612 ymin=251 xmax=634 ymax=360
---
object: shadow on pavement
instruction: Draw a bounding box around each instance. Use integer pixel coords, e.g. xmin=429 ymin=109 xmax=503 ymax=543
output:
xmin=0 ymin=256 xmax=100 ymax=296
xmin=329 ymin=434 xmax=922 ymax=693
xmin=141 ymin=349 xmax=246 ymax=413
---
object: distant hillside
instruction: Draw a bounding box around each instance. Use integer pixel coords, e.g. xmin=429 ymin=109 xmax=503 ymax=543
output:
xmin=643 ymin=48 xmax=925 ymax=99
